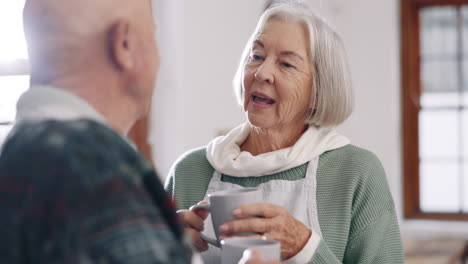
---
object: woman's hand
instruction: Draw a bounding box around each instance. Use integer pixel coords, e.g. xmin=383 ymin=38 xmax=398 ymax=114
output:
xmin=219 ymin=203 xmax=311 ymax=260
xmin=238 ymin=249 xmax=283 ymax=264
xmin=177 ymin=201 xmax=210 ymax=252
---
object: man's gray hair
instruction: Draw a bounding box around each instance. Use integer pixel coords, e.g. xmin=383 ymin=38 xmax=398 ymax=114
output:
xmin=233 ymin=3 xmax=353 ymax=127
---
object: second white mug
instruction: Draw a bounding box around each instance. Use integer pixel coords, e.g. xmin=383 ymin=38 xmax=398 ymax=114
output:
xmin=221 ymin=237 xmax=281 ymax=264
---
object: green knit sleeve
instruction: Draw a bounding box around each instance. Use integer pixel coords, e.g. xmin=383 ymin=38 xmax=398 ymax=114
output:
xmin=342 ymin=207 xmax=404 ymax=263
xmin=164 ymin=147 xmax=215 ymax=209
xmin=313 ymin=145 xmax=404 ymax=263
xmin=341 ymin=150 xmax=404 ymax=263
xmin=311 ymin=241 xmax=342 ymax=263
xmin=164 ymin=172 xmax=174 ymax=197
xmin=311 ymin=204 xmax=403 ymax=263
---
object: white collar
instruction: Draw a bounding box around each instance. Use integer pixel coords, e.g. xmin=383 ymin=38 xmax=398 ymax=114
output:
xmin=206 ymin=123 xmax=350 ymax=177
xmin=15 ymin=85 xmax=107 ymax=124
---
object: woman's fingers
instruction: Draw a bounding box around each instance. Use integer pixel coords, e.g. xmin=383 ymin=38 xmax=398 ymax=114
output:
xmin=233 ymin=203 xmax=284 ymax=218
xmin=220 ymin=203 xmax=284 ymax=234
xmin=185 ymin=227 xmax=209 ymax=252
xmin=220 ymin=217 xmax=270 ymax=234
xmin=219 ymin=233 xmax=266 ymax=242
xmin=177 ymin=209 xmax=205 ymax=231
xmin=193 ymin=200 xmax=210 ymax=220
xmin=178 ymin=209 xmax=208 ymax=251
xmin=178 ymin=201 xmax=211 ymax=252
xmin=220 ymin=202 xmax=311 ymax=260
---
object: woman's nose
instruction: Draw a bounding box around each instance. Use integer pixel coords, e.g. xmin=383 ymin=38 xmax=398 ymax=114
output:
xmin=254 ymin=60 xmax=274 ymax=84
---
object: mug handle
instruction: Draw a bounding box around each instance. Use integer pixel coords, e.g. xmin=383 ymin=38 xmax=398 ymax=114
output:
xmin=189 ymin=203 xmax=220 ymax=247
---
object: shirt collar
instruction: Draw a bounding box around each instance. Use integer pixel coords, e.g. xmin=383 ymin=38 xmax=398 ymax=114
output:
xmin=15 ymin=85 xmax=107 ymax=125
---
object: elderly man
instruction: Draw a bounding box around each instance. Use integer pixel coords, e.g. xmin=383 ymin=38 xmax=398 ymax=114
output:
xmin=0 ymin=0 xmax=195 ymax=263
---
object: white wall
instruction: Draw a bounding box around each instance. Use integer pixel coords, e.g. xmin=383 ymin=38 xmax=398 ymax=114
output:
xmin=151 ymin=0 xmax=265 ymax=179
xmin=151 ymin=0 xmax=468 ymax=237
xmin=325 ymin=0 xmax=403 ymax=214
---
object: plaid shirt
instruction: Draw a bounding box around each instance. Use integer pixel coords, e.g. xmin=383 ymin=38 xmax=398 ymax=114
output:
xmin=0 ymin=119 xmax=192 ymax=264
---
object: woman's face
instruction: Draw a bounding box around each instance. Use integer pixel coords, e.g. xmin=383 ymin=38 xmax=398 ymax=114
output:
xmin=243 ymin=19 xmax=313 ymax=130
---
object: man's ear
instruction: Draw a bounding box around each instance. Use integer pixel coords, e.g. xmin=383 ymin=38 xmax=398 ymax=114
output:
xmin=109 ymin=20 xmax=135 ymax=71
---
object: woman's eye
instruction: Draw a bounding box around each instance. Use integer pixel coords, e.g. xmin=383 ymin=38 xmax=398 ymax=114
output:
xmin=281 ymin=62 xmax=295 ymax=68
xmin=252 ymin=54 xmax=263 ymax=60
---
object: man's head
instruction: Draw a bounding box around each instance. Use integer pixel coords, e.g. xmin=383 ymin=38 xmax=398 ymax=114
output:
xmin=23 ymin=0 xmax=159 ymax=132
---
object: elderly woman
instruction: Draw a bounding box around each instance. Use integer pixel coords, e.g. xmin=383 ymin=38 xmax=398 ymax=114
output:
xmin=166 ymin=3 xmax=403 ymax=264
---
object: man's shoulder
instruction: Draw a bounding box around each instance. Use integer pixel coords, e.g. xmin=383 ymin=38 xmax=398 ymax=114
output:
xmin=0 ymin=119 xmax=147 ymax=178
xmin=2 ymin=119 xmax=125 ymax=156
xmin=7 ymin=119 xmax=116 ymax=140
xmin=0 ymin=119 xmax=152 ymax=192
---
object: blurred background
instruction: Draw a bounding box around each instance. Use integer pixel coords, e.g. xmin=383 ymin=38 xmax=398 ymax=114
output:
xmin=1 ymin=0 xmax=467 ymax=262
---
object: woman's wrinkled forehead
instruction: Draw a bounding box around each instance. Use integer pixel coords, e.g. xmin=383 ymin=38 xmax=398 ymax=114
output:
xmin=250 ymin=18 xmax=311 ymax=58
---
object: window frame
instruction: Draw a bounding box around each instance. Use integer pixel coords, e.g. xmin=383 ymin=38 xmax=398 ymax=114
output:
xmin=401 ymin=0 xmax=468 ymax=221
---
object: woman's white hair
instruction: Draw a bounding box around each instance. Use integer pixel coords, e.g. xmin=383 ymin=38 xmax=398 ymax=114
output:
xmin=233 ymin=3 xmax=353 ymax=127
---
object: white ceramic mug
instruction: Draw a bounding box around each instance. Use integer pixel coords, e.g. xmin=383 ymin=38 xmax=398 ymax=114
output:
xmin=221 ymin=237 xmax=281 ymax=264
xmin=189 ymin=187 xmax=263 ymax=247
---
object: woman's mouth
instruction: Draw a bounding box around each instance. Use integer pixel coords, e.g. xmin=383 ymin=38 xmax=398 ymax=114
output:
xmin=251 ymin=92 xmax=276 ymax=105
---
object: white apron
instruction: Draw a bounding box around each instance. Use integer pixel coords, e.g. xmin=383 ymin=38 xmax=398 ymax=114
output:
xmin=200 ymin=158 xmax=322 ymax=264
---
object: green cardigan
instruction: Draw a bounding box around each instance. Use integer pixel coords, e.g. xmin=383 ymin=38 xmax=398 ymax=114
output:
xmin=165 ymin=144 xmax=404 ymax=264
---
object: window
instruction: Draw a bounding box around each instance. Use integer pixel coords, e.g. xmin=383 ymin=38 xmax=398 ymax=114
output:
xmin=402 ymin=0 xmax=468 ymax=221
xmin=0 ymin=0 xmax=29 ymax=146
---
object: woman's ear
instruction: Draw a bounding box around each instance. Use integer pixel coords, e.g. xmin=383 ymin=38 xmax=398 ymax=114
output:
xmin=109 ymin=19 xmax=135 ymax=71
